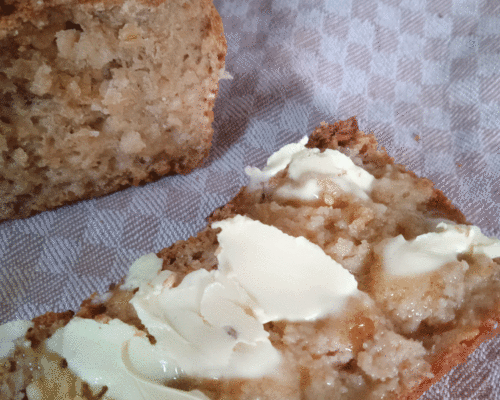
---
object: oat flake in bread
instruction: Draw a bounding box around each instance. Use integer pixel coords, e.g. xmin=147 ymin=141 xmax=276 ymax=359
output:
xmin=0 ymin=0 xmax=227 ymax=221
xmin=2 ymin=118 xmax=500 ymax=400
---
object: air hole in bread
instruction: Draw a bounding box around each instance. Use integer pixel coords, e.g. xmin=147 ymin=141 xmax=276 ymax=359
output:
xmin=12 ymin=194 xmax=31 ymax=214
xmin=0 ymin=0 xmax=16 ymax=16
xmin=14 ymin=85 xmax=34 ymax=106
xmin=33 ymin=184 xmax=42 ymax=195
xmin=103 ymin=60 xmax=122 ymax=80
xmin=1 ymin=92 xmax=13 ymax=108
xmin=5 ymin=134 xmax=17 ymax=150
xmin=340 ymin=359 xmax=357 ymax=372
xmin=8 ymin=360 xmax=17 ymax=372
xmin=64 ymin=20 xmax=83 ymax=31
xmin=88 ymin=117 xmax=106 ymax=131
xmin=108 ymin=156 xmax=116 ymax=170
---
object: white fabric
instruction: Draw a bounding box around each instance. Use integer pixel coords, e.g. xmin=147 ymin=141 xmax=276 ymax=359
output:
xmin=1 ymin=0 xmax=500 ymax=398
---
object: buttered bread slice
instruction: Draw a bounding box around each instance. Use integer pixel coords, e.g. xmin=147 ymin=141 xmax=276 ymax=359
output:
xmin=1 ymin=118 xmax=500 ymax=400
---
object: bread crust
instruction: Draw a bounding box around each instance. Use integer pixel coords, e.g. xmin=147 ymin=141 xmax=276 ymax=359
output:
xmin=306 ymin=117 xmax=468 ymax=225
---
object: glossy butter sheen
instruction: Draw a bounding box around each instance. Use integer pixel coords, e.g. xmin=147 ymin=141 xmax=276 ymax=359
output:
xmin=130 ymin=215 xmax=361 ymax=380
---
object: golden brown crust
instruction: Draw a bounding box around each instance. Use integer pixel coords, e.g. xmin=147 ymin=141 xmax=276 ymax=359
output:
xmin=306 ymin=117 xmax=468 ymax=225
xmin=3 ymin=153 xmax=208 ymax=222
xmin=26 ymin=310 xmax=74 ymax=348
xmin=157 ymin=225 xmax=220 ymax=276
xmin=423 ymin=181 xmax=469 ymax=225
xmin=305 ymin=117 xmax=395 ymax=168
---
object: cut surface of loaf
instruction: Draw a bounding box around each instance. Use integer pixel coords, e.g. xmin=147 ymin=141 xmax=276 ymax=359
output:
xmin=0 ymin=0 xmax=227 ymax=220
xmin=1 ymin=118 xmax=500 ymax=400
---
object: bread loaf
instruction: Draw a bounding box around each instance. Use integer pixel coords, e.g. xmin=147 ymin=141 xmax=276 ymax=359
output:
xmin=0 ymin=0 xmax=227 ymax=220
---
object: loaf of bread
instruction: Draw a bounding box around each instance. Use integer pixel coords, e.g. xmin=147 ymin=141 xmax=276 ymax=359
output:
xmin=0 ymin=0 xmax=227 ymax=221
xmin=1 ymin=118 xmax=499 ymax=400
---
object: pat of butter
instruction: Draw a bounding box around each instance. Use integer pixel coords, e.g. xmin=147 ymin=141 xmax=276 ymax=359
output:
xmin=245 ymin=137 xmax=374 ymax=200
xmin=245 ymin=136 xmax=309 ymax=187
xmin=122 ymin=253 xmax=163 ymax=290
xmin=212 ymin=215 xmax=360 ymax=322
xmin=131 ymin=267 xmax=280 ymax=379
xmin=46 ymin=318 xmax=209 ymax=400
xmin=0 ymin=319 xmax=33 ymax=359
xmin=130 ymin=216 xmax=359 ymax=379
xmin=381 ymin=222 xmax=500 ymax=276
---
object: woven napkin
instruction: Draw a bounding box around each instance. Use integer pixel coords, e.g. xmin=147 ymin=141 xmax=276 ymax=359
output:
xmin=1 ymin=0 xmax=500 ymax=398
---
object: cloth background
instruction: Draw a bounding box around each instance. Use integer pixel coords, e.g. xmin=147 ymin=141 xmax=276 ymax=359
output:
xmin=1 ymin=0 xmax=500 ymax=398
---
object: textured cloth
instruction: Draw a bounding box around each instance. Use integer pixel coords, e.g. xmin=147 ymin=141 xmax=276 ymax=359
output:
xmin=1 ymin=0 xmax=500 ymax=398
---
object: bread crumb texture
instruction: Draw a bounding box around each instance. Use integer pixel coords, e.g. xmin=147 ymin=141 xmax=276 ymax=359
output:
xmin=0 ymin=0 xmax=226 ymax=220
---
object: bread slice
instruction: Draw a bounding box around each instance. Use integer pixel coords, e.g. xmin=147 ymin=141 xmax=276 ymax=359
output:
xmin=0 ymin=0 xmax=227 ymax=221
xmin=1 ymin=118 xmax=499 ymax=400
